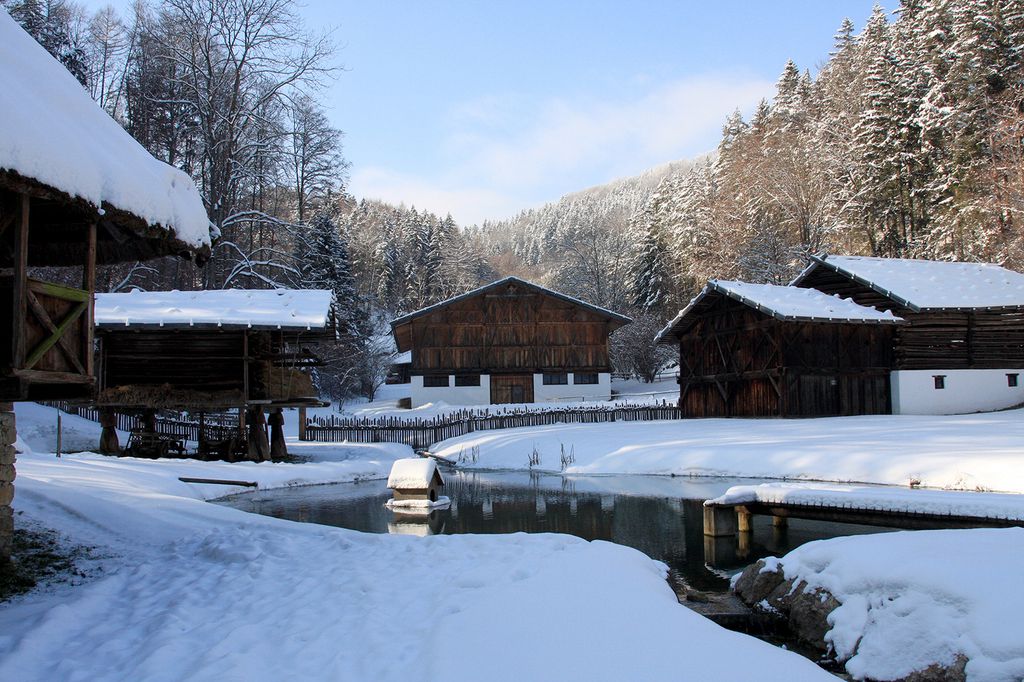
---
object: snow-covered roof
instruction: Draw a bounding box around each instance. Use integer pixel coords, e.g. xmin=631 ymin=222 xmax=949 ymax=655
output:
xmin=0 ymin=10 xmax=211 ymax=250
xmin=95 ymin=289 xmax=333 ymax=330
xmin=393 ymin=351 xmax=412 ymax=365
xmin=793 ymin=254 xmax=1024 ymax=311
xmin=387 ymin=458 xmax=442 ymax=489
xmin=390 ymin=276 xmax=632 ymax=329
xmin=656 ymin=279 xmax=902 ymax=342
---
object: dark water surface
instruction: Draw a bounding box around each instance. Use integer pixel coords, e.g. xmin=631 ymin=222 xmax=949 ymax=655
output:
xmin=217 ymin=470 xmax=895 ymax=591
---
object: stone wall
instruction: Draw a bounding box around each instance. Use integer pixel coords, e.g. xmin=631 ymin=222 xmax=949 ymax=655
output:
xmin=0 ymin=403 xmax=15 ymax=562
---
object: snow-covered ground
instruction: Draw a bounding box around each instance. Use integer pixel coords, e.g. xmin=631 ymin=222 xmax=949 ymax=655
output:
xmin=709 ymin=482 xmax=1024 ymax=521
xmin=757 ymin=528 xmax=1024 ymax=681
xmin=432 ymin=408 xmax=1024 ymax=493
xmin=1 ymin=411 xmax=833 ymax=681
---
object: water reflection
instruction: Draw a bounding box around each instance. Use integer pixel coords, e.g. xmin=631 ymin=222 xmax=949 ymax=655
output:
xmin=219 ymin=470 xmax=895 ymax=592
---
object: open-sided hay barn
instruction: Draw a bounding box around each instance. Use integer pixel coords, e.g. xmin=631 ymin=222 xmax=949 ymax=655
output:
xmin=391 ymin=277 xmax=631 ymax=407
xmin=656 ymin=280 xmax=904 ymax=418
xmin=93 ymin=289 xmax=332 ymax=459
xmin=0 ymin=10 xmax=212 ymax=560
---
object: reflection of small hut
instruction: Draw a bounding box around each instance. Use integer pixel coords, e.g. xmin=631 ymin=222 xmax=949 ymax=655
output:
xmin=93 ymin=289 xmax=332 ymax=460
xmin=0 ymin=11 xmax=212 ymax=560
xmin=387 ymin=458 xmax=445 ymax=502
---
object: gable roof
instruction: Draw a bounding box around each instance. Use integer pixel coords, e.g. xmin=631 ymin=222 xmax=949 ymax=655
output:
xmin=0 ymin=10 xmax=212 ymax=264
xmin=792 ymin=254 xmax=1024 ymax=312
xmin=390 ymin=276 xmax=633 ymax=329
xmin=387 ymin=458 xmax=443 ymax=489
xmin=95 ymin=289 xmax=333 ymax=331
xmin=656 ymin=279 xmax=903 ymax=342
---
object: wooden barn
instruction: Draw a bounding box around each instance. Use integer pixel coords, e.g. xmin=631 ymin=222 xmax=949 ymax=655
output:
xmin=655 ymin=280 xmax=904 ymax=417
xmin=792 ymin=254 xmax=1024 ymax=414
xmin=93 ymin=289 xmax=332 ymax=459
xmin=391 ymin=277 xmax=631 ymax=407
xmin=0 ymin=10 xmax=212 ymax=560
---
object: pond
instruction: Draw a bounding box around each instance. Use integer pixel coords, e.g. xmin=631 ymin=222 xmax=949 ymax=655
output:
xmin=217 ymin=469 xmax=897 ymax=594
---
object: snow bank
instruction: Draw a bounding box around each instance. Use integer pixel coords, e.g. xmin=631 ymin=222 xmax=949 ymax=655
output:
xmin=13 ymin=402 xmax=123 ymax=454
xmin=0 ymin=11 xmax=210 ymax=248
xmin=386 ymin=457 xmax=438 ymax=489
xmin=432 ymin=409 xmax=1024 ymax=493
xmin=0 ymin=443 xmax=831 ymax=680
xmin=760 ymin=528 xmax=1024 ymax=681
xmin=709 ymin=482 xmax=1024 ymax=521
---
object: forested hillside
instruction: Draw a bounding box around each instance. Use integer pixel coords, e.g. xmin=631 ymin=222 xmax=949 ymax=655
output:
xmin=628 ymin=2 xmax=1024 ymax=318
xmin=8 ymin=0 xmax=1024 ymax=392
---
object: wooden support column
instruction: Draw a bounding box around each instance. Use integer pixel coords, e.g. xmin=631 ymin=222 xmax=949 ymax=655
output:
xmin=81 ymin=221 xmax=97 ymax=378
xmin=269 ymin=408 xmax=287 ymax=460
xmin=11 ymin=195 xmax=29 ymax=370
xmin=297 ymin=406 xmax=307 ymax=441
xmin=98 ymin=408 xmax=120 ymax=454
xmin=247 ymin=406 xmax=270 ymax=462
xmin=737 ymin=508 xmax=752 ymax=533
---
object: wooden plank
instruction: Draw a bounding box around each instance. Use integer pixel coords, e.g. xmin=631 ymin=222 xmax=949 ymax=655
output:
xmin=24 ymin=290 xmax=86 ymax=375
xmin=24 ymin=299 xmax=88 ymax=370
xmin=27 ymin=279 xmax=91 ymax=303
xmin=82 ymin=221 xmax=96 ymax=378
xmin=11 ymin=194 xmax=29 ymax=368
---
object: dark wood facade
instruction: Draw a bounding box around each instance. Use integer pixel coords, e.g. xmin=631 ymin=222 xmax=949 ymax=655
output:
xmin=96 ymin=327 xmax=323 ymax=410
xmin=673 ymin=294 xmax=895 ymax=418
xmin=392 ymin=278 xmax=631 ymax=380
xmin=796 ymin=264 xmax=1024 ymax=371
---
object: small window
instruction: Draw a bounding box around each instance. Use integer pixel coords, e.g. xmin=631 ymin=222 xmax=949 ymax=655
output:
xmin=423 ymin=375 xmax=449 ymax=388
xmin=933 ymin=375 xmax=946 ymax=390
xmin=542 ymin=372 xmax=568 ymax=385
xmin=454 ymin=374 xmax=480 ymax=387
xmin=573 ymin=372 xmax=599 ymax=385
xmin=1008 ymin=373 xmax=1019 ymax=388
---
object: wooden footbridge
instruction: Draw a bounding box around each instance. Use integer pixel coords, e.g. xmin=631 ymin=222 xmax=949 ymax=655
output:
xmin=702 ymin=483 xmax=1024 ymax=537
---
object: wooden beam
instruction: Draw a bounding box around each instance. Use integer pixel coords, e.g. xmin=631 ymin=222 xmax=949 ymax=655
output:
xmin=11 ymin=194 xmax=29 ymax=368
xmin=83 ymin=221 xmax=96 ymax=378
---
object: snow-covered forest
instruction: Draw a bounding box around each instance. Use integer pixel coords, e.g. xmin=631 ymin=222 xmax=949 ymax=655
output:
xmin=9 ymin=0 xmax=1024 ymax=394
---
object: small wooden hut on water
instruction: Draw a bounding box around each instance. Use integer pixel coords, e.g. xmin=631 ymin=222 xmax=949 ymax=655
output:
xmin=0 ymin=10 xmax=212 ymax=560
xmin=391 ymin=277 xmax=631 ymax=408
xmin=93 ymin=289 xmax=333 ymax=460
xmin=657 ymin=255 xmax=1024 ymax=417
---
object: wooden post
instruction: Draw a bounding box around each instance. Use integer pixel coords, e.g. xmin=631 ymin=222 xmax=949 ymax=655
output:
xmin=247 ymin=406 xmax=270 ymax=462
xmin=269 ymin=408 xmax=286 ymax=460
xmin=11 ymin=194 xmax=29 ymax=370
xmin=81 ymin=221 xmax=97 ymax=378
xmin=297 ymin=406 xmax=307 ymax=441
xmin=142 ymin=408 xmax=157 ymax=434
xmin=98 ymin=407 xmax=120 ymax=454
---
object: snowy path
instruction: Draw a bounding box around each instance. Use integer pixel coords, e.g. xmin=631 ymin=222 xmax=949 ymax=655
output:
xmin=432 ymin=408 xmax=1024 ymax=493
xmin=0 ymin=448 xmax=834 ymax=681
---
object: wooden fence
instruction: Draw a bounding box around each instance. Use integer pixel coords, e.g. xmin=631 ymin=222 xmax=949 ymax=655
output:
xmin=43 ymin=401 xmax=239 ymax=444
xmin=303 ymin=401 xmax=684 ymax=450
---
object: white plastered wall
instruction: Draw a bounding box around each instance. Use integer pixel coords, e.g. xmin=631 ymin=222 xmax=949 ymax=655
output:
xmin=410 ymin=375 xmax=491 ymax=408
xmin=891 ymin=369 xmax=1024 ymax=415
xmin=532 ymin=372 xmax=612 ymax=403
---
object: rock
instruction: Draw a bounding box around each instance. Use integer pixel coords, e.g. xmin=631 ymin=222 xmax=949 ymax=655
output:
xmin=786 ymin=583 xmax=841 ymax=648
xmin=733 ymin=559 xmax=786 ymax=605
xmin=900 ymin=655 xmax=968 ymax=682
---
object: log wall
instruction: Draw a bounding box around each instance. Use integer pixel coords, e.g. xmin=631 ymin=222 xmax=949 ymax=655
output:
xmin=676 ymin=296 xmax=893 ymax=417
xmin=395 ymin=286 xmax=617 ymax=374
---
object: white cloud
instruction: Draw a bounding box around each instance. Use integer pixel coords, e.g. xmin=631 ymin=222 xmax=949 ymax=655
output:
xmin=348 ymin=72 xmax=773 ymax=225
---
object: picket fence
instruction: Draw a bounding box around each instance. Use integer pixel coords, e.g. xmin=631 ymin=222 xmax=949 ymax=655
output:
xmin=303 ymin=401 xmax=683 ymax=450
xmin=43 ymin=402 xmax=238 ymax=444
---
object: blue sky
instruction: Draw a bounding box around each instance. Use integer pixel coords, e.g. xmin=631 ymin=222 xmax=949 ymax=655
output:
xmin=79 ymin=1 xmax=886 ymax=224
